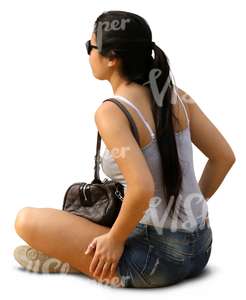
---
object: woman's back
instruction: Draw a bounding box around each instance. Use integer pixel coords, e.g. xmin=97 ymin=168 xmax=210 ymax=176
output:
xmin=100 ymin=87 xmax=209 ymax=231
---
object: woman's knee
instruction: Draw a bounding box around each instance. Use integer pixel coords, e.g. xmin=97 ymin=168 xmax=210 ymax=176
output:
xmin=15 ymin=207 xmax=36 ymax=238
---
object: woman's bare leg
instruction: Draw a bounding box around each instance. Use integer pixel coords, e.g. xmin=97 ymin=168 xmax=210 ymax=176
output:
xmin=14 ymin=207 xmax=124 ymax=288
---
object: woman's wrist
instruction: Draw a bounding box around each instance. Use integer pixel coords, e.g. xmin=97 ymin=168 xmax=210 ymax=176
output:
xmin=108 ymin=230 xmax=127 ymax=244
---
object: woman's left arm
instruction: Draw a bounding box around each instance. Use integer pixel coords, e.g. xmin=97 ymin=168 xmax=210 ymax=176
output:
xmin=94 ymin=101 xmax=155 ymax=242
xmin=84 ymin=101 xmax=155 ymax=280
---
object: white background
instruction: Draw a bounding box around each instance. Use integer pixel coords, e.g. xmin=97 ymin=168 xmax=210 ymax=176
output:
xmin=0 ymin=0 xmax=245 ymax=298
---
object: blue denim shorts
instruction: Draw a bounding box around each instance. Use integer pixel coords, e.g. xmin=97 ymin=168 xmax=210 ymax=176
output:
xmin=116 ymin=221 xmax=212 ymax=288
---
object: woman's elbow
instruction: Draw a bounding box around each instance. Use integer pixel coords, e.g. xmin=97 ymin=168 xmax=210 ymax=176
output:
xmin=223 ymin=151 xmax=236 ymax=166
xmin=212 ymin=148 xmax=236 ymax=166
xmin=127 ymin=180 xmax=155 ymax=200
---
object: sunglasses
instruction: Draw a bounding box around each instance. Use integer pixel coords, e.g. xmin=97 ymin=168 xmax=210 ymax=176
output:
xmin=85 ymin=40 xmax=98 ymax=55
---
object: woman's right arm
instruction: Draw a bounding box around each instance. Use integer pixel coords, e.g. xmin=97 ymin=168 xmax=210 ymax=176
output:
xmin=178 ymin=87 xmax=236 ymax=201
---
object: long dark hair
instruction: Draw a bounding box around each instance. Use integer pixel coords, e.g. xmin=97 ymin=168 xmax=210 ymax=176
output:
xmin=93 ymin=10 xmax=183 ymax=217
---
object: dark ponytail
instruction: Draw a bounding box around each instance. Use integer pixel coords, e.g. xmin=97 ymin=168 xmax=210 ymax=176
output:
xmin=147 ymin=43 xmax=183 ymax=216
xmin=93 ymin=10 xmax=183 ymax=217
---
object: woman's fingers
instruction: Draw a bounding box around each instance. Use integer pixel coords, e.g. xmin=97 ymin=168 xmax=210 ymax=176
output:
xmin=85 ymin=240 xmax=96 ymax=255
xmin=100 ymin=261 xmax=112 ymax=279
xmin=89 ymin=254 xmax=100 ymax=274
xmin=109 ymin=262 xmax=118 ymax=278
xmin=93 ymin=257 xmax=106 ymax=277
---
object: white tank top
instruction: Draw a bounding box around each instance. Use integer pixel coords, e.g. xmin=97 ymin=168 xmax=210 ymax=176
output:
xmin=99 ymin=94 xmax=208 ymax=231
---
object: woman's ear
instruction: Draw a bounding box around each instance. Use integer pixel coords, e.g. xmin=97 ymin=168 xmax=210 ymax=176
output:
xmin=108 ymin=61 xmax=114 ymax=67
xmin=107 ymin=52 xmax=119 ymax=67
xmin=107 ymin=49 xmax=118 ymax=60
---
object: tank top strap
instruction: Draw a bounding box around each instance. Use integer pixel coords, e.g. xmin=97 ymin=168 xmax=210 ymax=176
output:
xmin=175 ymin=89 xmax=190 ymax=128
xmin=113 ymin=95 xmax=156 ymax=139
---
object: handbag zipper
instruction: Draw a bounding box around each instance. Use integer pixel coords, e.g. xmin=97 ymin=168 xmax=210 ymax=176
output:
xmin=82 ymin=180 xmax=123 ymax=202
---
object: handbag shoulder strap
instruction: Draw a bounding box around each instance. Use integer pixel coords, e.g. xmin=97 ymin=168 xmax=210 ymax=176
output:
xmin=102 ymin=98 xmax=141 ymax=145
xmin=93 ymin=97 xmax=140 ymax=183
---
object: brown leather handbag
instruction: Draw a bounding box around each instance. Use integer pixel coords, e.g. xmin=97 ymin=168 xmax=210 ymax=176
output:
xmin=62 ymin=98 xmax=141 ymax=227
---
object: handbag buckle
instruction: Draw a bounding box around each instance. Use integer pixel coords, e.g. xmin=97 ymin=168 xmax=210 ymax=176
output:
xmin=115 ymin=189 xmax=123 ymax=201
